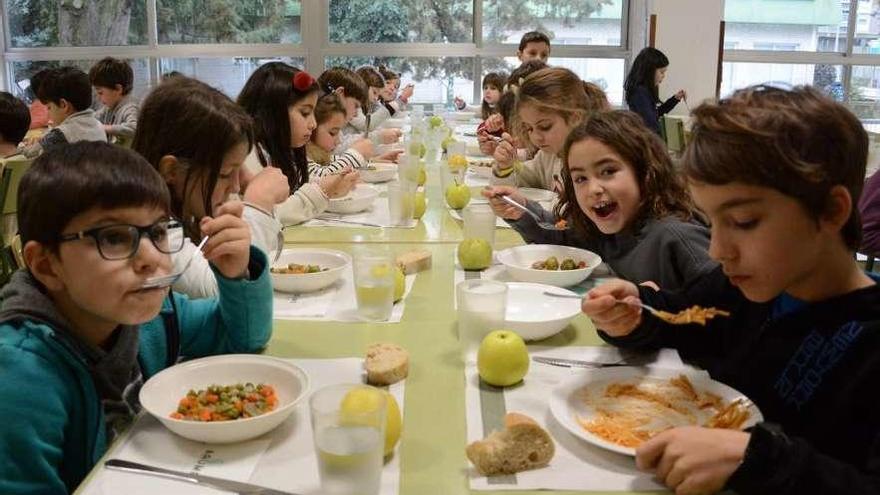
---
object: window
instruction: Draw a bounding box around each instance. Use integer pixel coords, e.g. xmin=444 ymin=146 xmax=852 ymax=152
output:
xmin=328 ymin=0 xmax=472 ymax=43
xmin=724 ymin=0 xmax=847 ymax=53
xmin=9 ymin=59 xmax=152 ymax=102
xmin=326 ymin=57 xmax=474 ymax=106
xmin=6 ymin=0 xmax=148 ymax=47
xmin=481 ymin=0 xmax=624 ymax=47
xmin=721 ymin=63 xmax=843 ymax=98
xmin=157 ymin=1 xmax=301 ymax=44
xmin=159 ymin=57 xmax=305 ymax=98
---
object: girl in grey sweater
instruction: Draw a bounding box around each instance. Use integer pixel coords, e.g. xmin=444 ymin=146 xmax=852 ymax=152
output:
xmin=486 ymin=111 xmax=716 ymax=290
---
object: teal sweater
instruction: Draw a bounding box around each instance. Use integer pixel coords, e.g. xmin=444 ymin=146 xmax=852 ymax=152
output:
xmin=0 ymin=247 xmax=273 ymax=494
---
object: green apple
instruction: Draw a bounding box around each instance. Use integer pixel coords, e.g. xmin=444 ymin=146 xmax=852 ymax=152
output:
xmin=412 ymin=191 xmax=426 ymax=219
xmin=441 ymin=136 xmax=457 ymax=152
xmin=477 ymin=330 xmax=529 ymax=387
xmin=445 ymin=182 xmax=471 ymax=209
xmin=393 ymin=264 xmax=406 ymax=302
xmin=409 ymin=141 xmax=427 ymax=158
xmin=429 ymin=115 xmax=443 ymax=129
xmin=417 ymin=166 xmax=426 ymax=186
xmin=457 ymin=238 xmax=492 ymax=270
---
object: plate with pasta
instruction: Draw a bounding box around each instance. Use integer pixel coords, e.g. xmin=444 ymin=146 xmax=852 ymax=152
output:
xmin=549 ymin=367 xmax=762 ymax=456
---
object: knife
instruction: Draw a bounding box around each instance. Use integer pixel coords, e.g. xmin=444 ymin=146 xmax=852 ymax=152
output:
xmin=532 ymin=356 xmax=633 ymax=369
xmin=105 ymin=459 xmax=301 ymax=495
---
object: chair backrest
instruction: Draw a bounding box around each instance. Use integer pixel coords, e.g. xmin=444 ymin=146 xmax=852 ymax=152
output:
xmin=664 ymin=116 xmax=686 ymax=153
xmin=1 ymin=157 xmax=32 ymax=216
xmin=658 ymin=115 xmax=668 ymax=143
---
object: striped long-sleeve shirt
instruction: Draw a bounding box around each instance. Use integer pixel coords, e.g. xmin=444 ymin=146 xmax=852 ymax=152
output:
xmin=307 ymin=149 xmax=368 ymax=178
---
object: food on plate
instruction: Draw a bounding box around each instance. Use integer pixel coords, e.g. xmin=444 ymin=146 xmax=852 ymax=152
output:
xmin=531 ymin=256 xmax=586 ymax=271
xmin=555 ymin=218 xmax=568 ymax=229
xmin=466 ymin=412 xmax=555 ymax=475
xmin=468 ymin=157 xmax=493 ymax=168
xmin=170 ymin=383 xmax=277 ymax=421
xmin=576 ymin=374 xmax=751 ymax=448
xmin=270 ymin=263 xmax=328 ymax=274
xmin=652 ymin=305 xmax=731 ymax=326
xmin=365 ymin=342 xmax=410 ymax=385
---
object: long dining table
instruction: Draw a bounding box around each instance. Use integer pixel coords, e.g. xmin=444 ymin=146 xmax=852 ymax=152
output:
xmin=75 ymin=160 xmax=662 ymax=495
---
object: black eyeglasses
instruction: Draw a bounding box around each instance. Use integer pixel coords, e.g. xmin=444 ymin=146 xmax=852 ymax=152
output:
xmin=58 ymin=219 xmax=185 ymax=261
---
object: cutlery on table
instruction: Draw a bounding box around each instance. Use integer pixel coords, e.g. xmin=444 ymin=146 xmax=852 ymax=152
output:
xmin=532 ymin=356 xmax=631 ymax=368
xmin=104 ymin=459 xmax=301 ymax=495
xmin=315 ymin=216 xmax=382 ymax=228
xmin=541 ymin=291 xmax=729 ymax=326
xmin=498 ymin=195 xmax=566 ymax=231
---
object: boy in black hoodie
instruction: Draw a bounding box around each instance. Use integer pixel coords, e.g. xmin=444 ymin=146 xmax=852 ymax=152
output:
xmin=582 ymin=85 xmax=880 ymax=495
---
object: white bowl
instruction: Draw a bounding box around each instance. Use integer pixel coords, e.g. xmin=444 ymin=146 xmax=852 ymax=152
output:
xmin=327 ymin=184 xmax=379 ymax=214
xmin=360 ymin=162 xmax=398 ymax=183
xmin=467 ymin=156 xmax=494 ymax=178
xmin=271 ymin=248 xmax=351 ymax=293
xmin=497 ymin=244 xmax=602 ymax=288
xmin=519 ymin=187 xmax=556 ymax=203
xmin=504 ymin=282 xmax=582 ymax=340
xmin=139 ymin=354 xmax=310 ymax=444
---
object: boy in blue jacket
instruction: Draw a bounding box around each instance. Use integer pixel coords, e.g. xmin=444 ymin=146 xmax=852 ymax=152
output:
xmin=0 ymin=141 xmax=273 ymax=493
xmin=583 ymin=85 xmax=880 ymax=494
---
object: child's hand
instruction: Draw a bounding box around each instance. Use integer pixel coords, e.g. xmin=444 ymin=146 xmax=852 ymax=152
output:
xmin=243 ymin=166 xmax=290 ymax=211
xmin=400 ymin=84 xmax=414 ymax=101
xmin=636 ymin=426 xmax=749 ymax=495
xmin=581 ymin=279 xmax=642 ymax=336
xmin=377 ymin=148 xmax=403 ymax=163
xmin=319 ymin=167 xmax=359 ymax=198
xmin=200 ymin=201 xmax=251 ymax=280
xmin=477 ymin=131 xmax=498 ymax=156
xmin=493 ymin=133 xmax=517 ymax=170
xmin=378 ymin=128 xmax=402 ymax=144
xmin=350 ymin=138 xmax=375 ymax=159
xmin=675 ymin=89 xmax=687 ymax=101
xmin=453 ymin=96 xmax=466 ymax=111
xmin=482 ymin=186 xmax=526 ymax=220
xmin=484 ymin=114 xmax=505 ymax=133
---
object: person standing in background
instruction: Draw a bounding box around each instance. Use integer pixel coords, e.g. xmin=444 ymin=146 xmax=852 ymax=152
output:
xmin=624 ymin=47 xmax=686 ymax=135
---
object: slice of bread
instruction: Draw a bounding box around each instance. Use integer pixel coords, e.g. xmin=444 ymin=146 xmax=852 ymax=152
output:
xmin=365 ymin=343 xmax=410 ymax=385
xmin=395 ymin=249 xmax=432 ymax=274
xmin=466 ymin=412 xmax=555 ymax=476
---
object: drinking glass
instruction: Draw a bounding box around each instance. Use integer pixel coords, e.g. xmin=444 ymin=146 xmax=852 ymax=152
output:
xmin=310 ymin=384 xmax=386 ymax=495
xmin=462 ymin=204 xmax=496 ymax=247
xmin=354 ymin=254 xmax=394 ymax=321
xmin=387 ymin=180 xmax=415 ymax=226
xmin=456 ymin=280 xmax=508 ymax=359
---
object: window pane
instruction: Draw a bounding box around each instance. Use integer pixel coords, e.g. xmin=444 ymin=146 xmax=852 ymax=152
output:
xmin=9 ymin=59 xmax=151 ymax=102
xmin=482 ymin=0 xmax=623 ymax=46
xmin=329 ymin=0 xmax=472 ymax=43
xmin=481 ymin=56 xmax=624 ymax=107
xmin=158 ymin=1 xmax=301 ymax=44
xmin=7 ymin=0 xmax=147 ymax=47
xmin=325 ymin=57 xmax=475 ymax=106
xmin=724 ymin=0 xmax=847 ymax=52
xmin=721 ymin=62 xmax=843 ymax=97
xmin=853 ymin=0 xmax=880 ymax=54
xmin=850 ymin=66 xmax=880 ymax=121
xmin=159 ymin=57 xmax=305 ymax=98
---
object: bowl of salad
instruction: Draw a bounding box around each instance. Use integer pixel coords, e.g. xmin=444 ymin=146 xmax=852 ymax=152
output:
xmin=270 ymin=248 xmax=352 ymax=293
xmin=139 ymin=354 xmax=310 ymax=443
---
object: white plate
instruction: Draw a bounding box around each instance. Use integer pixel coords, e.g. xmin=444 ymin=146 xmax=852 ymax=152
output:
xmin=549 ymin=367 xmax=763 ymax=456
xmin=271 ymin=248 xmax=351 ymax=293
xmin=360 ymin=162 xmax=398 ymax=183
xmin=140 ymin=354 xmax=310 ymax=444
xmin=504 ymin=282 xmax=581 ymax=340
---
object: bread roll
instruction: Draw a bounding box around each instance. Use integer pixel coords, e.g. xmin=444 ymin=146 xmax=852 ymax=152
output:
xmin=466 ymin=412 xmax=555 ymax=475
xmin=365 ymin=343 xmax=409 ymax=385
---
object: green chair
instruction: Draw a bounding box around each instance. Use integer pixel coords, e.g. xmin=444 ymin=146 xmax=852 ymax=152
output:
xmin=664 ymin=116 xmax=686 ymax=154
xmin=0 ymin=157 xmax=30 ymax=290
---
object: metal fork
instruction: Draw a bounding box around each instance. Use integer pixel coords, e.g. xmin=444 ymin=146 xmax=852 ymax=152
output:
xmin=272 ymin=230 xmax=284 ymax=265
xmin=140 ymin=236 xmax=209 ymax=290
xmin=499 ymin=195 xmax=566 ymax=231
xmin=542 ymin=290 xmax=661 ymax=315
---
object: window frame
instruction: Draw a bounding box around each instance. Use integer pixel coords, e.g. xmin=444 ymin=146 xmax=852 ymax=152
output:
xmin=0 ymin=0 xmax=641 ymax=104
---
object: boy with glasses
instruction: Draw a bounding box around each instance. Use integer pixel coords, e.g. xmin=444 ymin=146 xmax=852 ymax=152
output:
xmin=0 ymin=141 xmax=272 ymax=493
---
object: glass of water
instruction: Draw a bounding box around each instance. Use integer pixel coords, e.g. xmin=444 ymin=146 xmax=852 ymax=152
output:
xmin=387 ymin=180 xmax=415 ymax=226
xmin=354 ymin=254 xmax=395 ymax=321
xmin=462 ymin=203 xmax=497 ymax=247
xmin=456 ymin=279 xmax=508 ymax=361
xmin=310 ymin=383 xmax=387 ymax=495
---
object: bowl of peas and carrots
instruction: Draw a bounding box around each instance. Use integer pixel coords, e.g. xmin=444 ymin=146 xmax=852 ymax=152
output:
xmin=139 ymin=354 xmax=310 ymax=443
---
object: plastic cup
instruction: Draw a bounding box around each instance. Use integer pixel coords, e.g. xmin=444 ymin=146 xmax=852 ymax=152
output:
xmin=387 ymin=180 xmax=415 ymax=226
xmin=462 ymin=204 xmax=496 ymax=247
xmin=456 ymin=279 xmax=508 ymax=360
xmin=353 ymin=255 xmax=394 ymax=322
